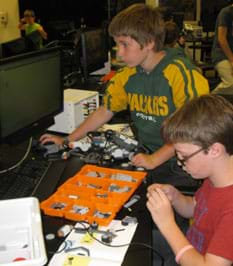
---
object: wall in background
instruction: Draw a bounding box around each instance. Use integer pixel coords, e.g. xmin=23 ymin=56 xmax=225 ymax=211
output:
xmin=0 ymin=0 xmax=20 ymax=43
xmin=146 ymin=0 xmax=158 ymax=7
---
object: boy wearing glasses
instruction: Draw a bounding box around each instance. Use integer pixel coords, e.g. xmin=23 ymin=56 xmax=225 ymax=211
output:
xmin=147 ymin=94 xmax=233 ymax=265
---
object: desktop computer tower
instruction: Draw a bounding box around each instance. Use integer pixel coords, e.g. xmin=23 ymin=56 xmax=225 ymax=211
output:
xmin=48 ymin=89 xmax=99 ymax=134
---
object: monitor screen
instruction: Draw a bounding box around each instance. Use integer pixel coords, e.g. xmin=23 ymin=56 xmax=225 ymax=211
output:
xmin=0 ymin=47 xmax=63 ymax=143
xmin=80 ymin=28 xmax=109 ymax=81
xmin=1 ymin=31 xmax=44 ymax=59
xmin=1 ymin=37 xmax=27 ymax=59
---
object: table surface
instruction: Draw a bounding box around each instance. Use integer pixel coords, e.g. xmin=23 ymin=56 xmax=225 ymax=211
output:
xmin=35 ymin=157 xmax=152 ymax=266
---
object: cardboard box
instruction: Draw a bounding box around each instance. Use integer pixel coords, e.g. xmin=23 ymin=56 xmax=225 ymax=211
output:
xmin=0 ymin=197 xmax=47 ymax=266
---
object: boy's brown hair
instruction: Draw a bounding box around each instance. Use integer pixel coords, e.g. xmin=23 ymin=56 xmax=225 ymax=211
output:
xmin=162 ymin=95 xmax=233 ymax=154
xmin=164 ymin=21 xmax=179 ymax=47
xmin=108 ymin=3 xmax=165 ymax=52
xmin=24 ymin=9 xmax=35 ymax=17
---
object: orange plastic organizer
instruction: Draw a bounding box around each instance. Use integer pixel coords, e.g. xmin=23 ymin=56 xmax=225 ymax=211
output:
xmin=40 ymin=164 xmax=147 ymax=226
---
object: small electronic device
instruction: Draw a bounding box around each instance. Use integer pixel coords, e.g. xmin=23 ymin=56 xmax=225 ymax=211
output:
xmin=48 ymin=89 xmax=99 ymax=134
xmin=101 ymin=231 xmax=114 ymax=244
xmin=59 ymin=129 xmax=149 ymax=166
xmin=124 ymin=195 xmax=141 ymax=209
xmin=121 ymin=216 xmax=138 ymax=226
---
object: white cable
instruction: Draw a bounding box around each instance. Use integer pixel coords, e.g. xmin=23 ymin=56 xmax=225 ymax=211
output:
xmin=0 ymin=137 xmax=33 ymax=174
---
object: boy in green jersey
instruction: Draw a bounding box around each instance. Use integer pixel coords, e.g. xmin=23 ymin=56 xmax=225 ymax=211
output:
xmin=40 ymin=4 xmax=209 ymax=186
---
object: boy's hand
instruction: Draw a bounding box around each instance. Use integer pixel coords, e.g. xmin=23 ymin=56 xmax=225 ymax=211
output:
xmin=40 ymin=134 xmax=64 ymax=146
xmin=147 ymin=183 xmax=179 ymax=203
xmin=131 ymin=153 xmax=155 ymax=169
xmin=18 ymin=18 xmax=26 ymax=30
xmin=147 ymin=187 xmax=175 ymax=231
xmin=20 ymin=18 xmax=26 ymax=23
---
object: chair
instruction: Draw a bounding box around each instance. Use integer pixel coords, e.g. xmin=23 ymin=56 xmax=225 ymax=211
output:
xmin=44 ymin=30 xmax=81 ymax=88
xmin=25 ymin=30 xmax=43 ymax=51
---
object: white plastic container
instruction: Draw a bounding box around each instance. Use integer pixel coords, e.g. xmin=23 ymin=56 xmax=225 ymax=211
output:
xmin=0 ymin=197 xmax=47 ymax=266
xmin=48 ymin=89 xmax=99 ymax=134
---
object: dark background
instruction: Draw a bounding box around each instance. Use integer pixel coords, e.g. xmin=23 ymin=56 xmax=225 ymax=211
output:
xmin=160 ymin=0 xmax=231 ymax=32
xmin=18 ymin=0 xmax=145 ymax=42
xmin=19 ymin=0 xmax=112 ymax=42
xmin=18 ymin=0 xmax=232 ymax=41
xmin=201 ymin=0 xmax=231 ymax=32
xmin=19 ymin=0 xmax=109 ymax=27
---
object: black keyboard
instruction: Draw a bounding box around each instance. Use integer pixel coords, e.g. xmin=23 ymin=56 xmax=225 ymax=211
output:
xmin=0 ymin=155 xmax=52 ymax=200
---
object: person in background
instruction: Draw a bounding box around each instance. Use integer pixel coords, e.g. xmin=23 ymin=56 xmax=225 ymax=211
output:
xmin=177 ymin=29 xmax=187 ymax=49
xmin=18 ymin=9 xmax=47 ymax=49
xmin=40 ymin=4 xmax=209 ymax=186
xmin=211 ymin=0 xmax=233 ymax=93
xmin=164 ymin=21 xmax=180 ymax=48
xmin=147 ymin=94 xmax=233 ymax=265
xmin=164 ymin=21 xmax=186 ymax=54
xmin=164 ymin=21 xmax=192 ymax=61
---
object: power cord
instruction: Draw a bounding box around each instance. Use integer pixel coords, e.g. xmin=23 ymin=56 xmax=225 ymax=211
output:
xmin=48 ymin=219 xmax=165 ymax=264
xmin=73 ymin=221 xmax=164 ymax=262
xmin=0 ymin=137 xmax=32 ymax=174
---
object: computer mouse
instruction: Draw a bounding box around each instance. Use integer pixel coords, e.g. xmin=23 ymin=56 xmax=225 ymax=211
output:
xmin=35 ymin=141 xmax=56 ymax=152
xmin=42 ymin=141 xmax=56 ymax=146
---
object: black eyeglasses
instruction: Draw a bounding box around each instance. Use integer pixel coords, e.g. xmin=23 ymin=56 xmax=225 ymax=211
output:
xmin=175 ymin=147 xmax=206 ymax=167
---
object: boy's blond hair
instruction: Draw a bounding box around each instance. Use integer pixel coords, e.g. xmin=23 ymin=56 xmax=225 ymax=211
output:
xmin=108 ymin=4 xmax=165 ymax=52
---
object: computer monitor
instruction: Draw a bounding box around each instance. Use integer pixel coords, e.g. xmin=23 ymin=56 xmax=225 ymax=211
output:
xmin=1 ymin=31 xmax=43 ymax=59
xmin=0 ymin=47 xmax=63 ymax=144
xmin=79 ymin=27 xmax=109 ymax=82
xmin=1 ymin=37 xmax=27 ymax=59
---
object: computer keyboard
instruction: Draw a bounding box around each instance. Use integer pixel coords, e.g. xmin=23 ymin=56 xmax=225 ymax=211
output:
xmin=0 ymin=154 xmax=52 ymax=200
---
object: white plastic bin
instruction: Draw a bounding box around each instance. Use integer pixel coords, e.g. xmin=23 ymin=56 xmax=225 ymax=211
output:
xmin=0 ymin=197 xmax=47 ymax=266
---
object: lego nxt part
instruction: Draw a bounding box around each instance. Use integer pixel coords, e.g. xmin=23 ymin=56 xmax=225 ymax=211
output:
xmin=124 ymin=194 xmax=141 ymax=209
xmin=48 ymin=89 xmax=99 ymax=134
xmin=63 ymin=129 xmax=147 ymax=162
xmin=57 ymin=224 xmax=74 ymax=238
xmin=121 ymin=216 xmax=138 ymax=226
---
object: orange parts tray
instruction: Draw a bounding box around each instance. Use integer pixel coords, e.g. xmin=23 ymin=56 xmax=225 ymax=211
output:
xmin=40 ymin=164 xmax=146 ymax=226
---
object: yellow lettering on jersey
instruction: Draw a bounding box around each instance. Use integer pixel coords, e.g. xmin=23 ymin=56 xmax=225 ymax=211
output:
xmin=152 ymin=96 xmax=159 ymax=115
xmin=146 ymin=96 xmax=153 ymax=115
xmin=128 ymin=93 xmax=140 ymax=112
xmin=158 ymin=96 xmax=168 ymax=116
xmin=128 ymin=93 xmax=169 ymax=116
xmin=139 ymin=94 xmax=147 ymax=113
